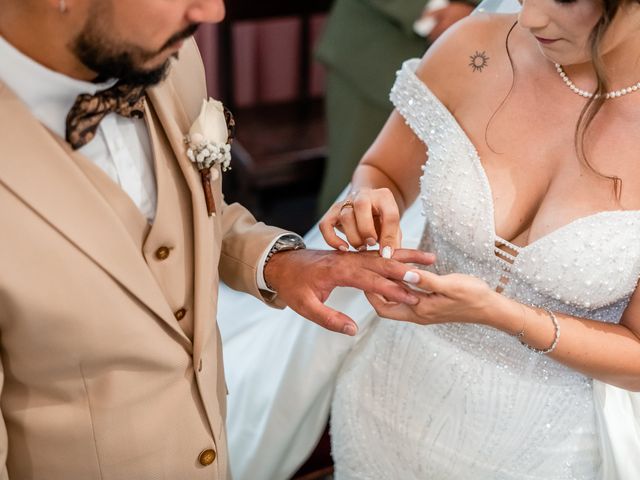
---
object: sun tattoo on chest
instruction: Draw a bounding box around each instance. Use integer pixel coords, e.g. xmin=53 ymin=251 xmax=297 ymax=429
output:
xmin=469 ymin=51 xmax=490 ymax=72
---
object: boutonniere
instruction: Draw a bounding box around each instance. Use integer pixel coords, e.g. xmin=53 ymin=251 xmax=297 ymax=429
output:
xmin=184 ymin=98 xmax=235 ymax=216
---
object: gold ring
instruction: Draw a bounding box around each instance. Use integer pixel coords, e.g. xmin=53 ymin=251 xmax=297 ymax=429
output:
xmin=339 ymin=200 xmax=354 ymax=214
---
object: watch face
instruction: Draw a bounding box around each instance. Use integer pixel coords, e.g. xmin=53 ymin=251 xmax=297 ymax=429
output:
xmin=277 ymin=235 xmax=305 ymax=250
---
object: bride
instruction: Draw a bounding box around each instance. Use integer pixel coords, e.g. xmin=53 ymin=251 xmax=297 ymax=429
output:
xmin=320 ymin=0 xmax=640 ymax=476
xmin=220 ymin=0 xmax=640 ymax=478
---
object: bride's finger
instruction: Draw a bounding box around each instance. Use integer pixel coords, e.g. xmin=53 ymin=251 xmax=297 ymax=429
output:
xmin=339 ymin=208 xmax=365 ymax=249
xmin=371 ymin=190 xmax=402 ymax=256
xmin=319 ymin=206 xmax=350 ymax=251
xmin=364 ymin=292 xmax=413 ymax=322
xmin=403 ymin=269 xmax=443 ymax=293
xmin=352 ymin=196 xmax=378 ymax=247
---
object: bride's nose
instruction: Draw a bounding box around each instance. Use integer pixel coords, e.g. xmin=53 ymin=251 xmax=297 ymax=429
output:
xmin=518 ymin=0 xmax=551 ymax=30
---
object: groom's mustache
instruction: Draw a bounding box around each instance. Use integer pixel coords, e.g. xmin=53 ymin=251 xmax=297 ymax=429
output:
xmin=161 ymin=24 xmax=200 ymax=52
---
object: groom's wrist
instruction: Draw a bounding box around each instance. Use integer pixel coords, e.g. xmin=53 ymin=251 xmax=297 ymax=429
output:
xmin=261 ymin=234 xmax=306 ymax=292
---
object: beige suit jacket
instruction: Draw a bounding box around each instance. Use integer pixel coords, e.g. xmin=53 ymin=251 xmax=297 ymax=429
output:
xmin=0 ymin=39 xmax=286 ymax=479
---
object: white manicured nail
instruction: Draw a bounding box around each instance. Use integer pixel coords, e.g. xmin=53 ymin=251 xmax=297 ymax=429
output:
xmin=381 ymin=246 xmax=392 ymax=259
xmin=403 ymin=271 xmax=420 ymax=284
xmin=338 ymin=245 xmax=348 ymax=252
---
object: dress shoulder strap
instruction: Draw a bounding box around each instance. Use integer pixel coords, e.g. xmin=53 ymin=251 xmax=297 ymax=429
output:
xmin=390 ymin=58 xmax=461 ymax=147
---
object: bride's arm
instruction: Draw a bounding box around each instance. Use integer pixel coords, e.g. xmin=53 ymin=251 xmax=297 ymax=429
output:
xmin=493 ymin=283 xmax=640 ymax=391
xmin=347 ymin=10 xmax=508 ymax=213
xmin=319 ymin=13 xmax=507 ymax=254
xmin=318 ymin=96 xmax=431 ymax=254
xmin=353 ymin=110 xmax=428 ymax=217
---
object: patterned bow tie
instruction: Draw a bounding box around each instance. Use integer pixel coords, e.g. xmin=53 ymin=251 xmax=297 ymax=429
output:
xmin=65 ymin=82 xmax=146 ymax=150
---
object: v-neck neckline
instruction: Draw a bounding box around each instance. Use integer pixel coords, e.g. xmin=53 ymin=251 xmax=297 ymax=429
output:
xmin=405 ymin=60 xmax=640 ymax=256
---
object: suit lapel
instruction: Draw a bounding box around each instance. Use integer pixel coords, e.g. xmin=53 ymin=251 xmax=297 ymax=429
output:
xmin=147 ymin=80 xmax=218 ymax=361
xmin=0 ymin=81 xmax=191 ymax=347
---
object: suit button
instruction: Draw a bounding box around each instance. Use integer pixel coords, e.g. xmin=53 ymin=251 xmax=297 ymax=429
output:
xmin=174 ymin=308 xmax=187 ymax=320
xmin=198 ymin=448 xmax=216 ymax=466
xmin=155 ymin=246 xmax=171 ymax=260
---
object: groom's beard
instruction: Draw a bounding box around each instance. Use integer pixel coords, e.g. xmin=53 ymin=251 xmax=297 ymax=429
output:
xmin=72 ymin=10 xmax=199 ymax=86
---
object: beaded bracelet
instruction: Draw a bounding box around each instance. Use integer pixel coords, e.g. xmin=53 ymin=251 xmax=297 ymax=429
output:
xmin=510 ymin=304 xmax=526 ymax=339
xmin=520 ymin=308 xmax=560 ymax=355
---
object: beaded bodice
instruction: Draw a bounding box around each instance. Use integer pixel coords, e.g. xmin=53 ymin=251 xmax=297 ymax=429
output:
xmin=390 ymin=59 xmax=640 ymax=382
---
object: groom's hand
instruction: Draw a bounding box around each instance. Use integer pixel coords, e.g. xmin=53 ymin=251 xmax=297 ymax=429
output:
xmin=263 ymin=248 xmax=435 ymax=336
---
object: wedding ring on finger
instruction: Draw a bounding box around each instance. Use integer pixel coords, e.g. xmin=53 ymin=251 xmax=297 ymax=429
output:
xmin=339 ymin=199 xmax=355 ymax=214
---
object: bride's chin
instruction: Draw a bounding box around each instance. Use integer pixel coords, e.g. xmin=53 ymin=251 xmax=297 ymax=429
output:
xmin=537 ymin=48 xmax=591 ymax=68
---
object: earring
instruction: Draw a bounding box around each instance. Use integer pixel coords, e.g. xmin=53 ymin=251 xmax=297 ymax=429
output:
xmin=59 ymin=0 xmax=68 ymax=13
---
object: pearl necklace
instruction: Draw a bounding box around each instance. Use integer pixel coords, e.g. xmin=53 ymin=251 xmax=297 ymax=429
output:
xmin=555 ymin=63 xmax=640 ymax=99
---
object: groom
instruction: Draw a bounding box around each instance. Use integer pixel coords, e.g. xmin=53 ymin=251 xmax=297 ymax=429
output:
xmin=0 ymin=0 xmax=434 ymax=478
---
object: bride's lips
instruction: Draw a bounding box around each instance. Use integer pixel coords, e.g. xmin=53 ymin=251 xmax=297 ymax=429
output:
xmin=535 ymin=36 xmax=559 ymax=45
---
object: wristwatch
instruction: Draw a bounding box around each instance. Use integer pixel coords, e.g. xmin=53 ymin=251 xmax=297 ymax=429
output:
xmin=265 ymin=234 xmax=306 ymax=263
xmin=264 ymin=234 xmax=306 ymax=292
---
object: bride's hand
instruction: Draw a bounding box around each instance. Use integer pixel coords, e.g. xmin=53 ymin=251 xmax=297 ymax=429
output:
xmin=319 ymin=188 xmax=402 ymax=257
xmin=365 ymin=270 xmax=497 ymax=326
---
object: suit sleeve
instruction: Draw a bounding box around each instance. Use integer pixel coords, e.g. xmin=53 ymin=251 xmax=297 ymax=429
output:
xmin=218 ymin=200 xmax=289 ymax=305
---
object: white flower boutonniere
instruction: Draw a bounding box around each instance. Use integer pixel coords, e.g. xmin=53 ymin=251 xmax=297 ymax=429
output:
xmin=184 ymin=98 xmax=235 ymax=216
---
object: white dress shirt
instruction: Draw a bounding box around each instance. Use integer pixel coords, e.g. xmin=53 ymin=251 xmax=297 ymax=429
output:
xmin=0 ymin=35 xmax=281 ymax=291
xmin=0 ymin=36 xmax=157 ymax=222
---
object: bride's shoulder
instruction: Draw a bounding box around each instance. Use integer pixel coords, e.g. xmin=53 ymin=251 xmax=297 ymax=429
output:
xmin=414 ymin=13 xmax=519 ymax=110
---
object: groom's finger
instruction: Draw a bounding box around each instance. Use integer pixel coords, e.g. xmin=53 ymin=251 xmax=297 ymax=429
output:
xmin=391 ymin=249 xmax=436 ymax=266
xmin=292 ymin=295 xmax=358 ymax=336
xmin=337 ymin=264 xmax=420 ymax=306
xmin=327 ymin=251 xmax=436 ymax=305
xmin=357 ymin=250 xmax=436 ymax=286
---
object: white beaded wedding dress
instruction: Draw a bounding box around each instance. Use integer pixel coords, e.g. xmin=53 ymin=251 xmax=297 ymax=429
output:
xmin=329 ymin=59 xmax=640 ymax=480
